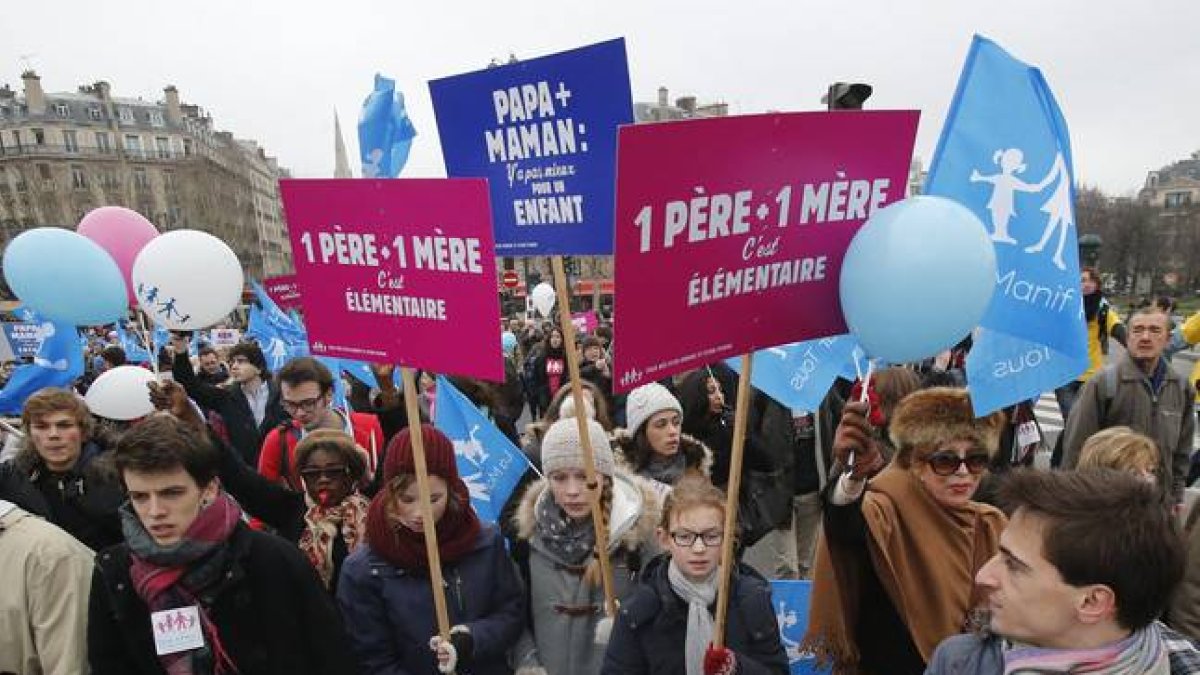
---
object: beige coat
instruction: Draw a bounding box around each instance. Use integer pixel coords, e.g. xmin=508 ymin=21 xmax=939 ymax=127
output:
xmin=0 ymin=503 xmax=94 ymax=675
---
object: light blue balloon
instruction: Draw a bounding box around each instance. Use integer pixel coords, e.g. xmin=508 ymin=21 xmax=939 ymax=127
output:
xmin=839 ymin=196 xmax=996 ymax=364
xmin=3 ymin=227 xmax=128 ymax=326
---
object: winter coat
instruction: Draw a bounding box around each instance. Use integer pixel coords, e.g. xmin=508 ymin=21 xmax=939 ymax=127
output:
xmin=612 ymin=429 xmax=713 ymax=491
xmin=89 ymin=522 xmax=356 ymax=675
xmin=173 ymin=351 xmax=287 ymax=466
xmin=1169 ymin=506 xmax=1200 ymax=642
xmin=14 ymin=441 xmax=125 ymax=551
xmin=510 ymin=471 xmax=662 ymax=675
xmin=1062 ymin=353 xmax=1195 ymax=503
xmin=337 ymin=523 xmax=526 ymax=675
xmin=0 ymin=503 xmax=94 ymax=675
xmin=601 ymin=555 xmax=788 ymax=675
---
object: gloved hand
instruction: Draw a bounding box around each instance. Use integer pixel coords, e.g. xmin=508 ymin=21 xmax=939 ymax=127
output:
xmin=429 ymin=625 xmax=473 ymax=674
xmin=703 ymin=644 xmax=738 ymax=675
xmin=831 ymin=401 xmax=885 ymax=480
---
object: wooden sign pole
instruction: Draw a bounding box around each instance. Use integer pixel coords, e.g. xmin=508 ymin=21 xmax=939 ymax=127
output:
xmin=712 ymin=353 xmax=754 ymax=647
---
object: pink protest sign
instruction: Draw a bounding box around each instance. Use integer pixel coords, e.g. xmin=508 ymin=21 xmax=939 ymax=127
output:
xmin=613 ymin=111 xmax=918 ymax=392
xmin=571 ymin=310 xmax=598 ymax=334
xmin=263 ymin=274 xmax=302 ymax=311
xmin=279 ymin=179 xmax=504 ymax=381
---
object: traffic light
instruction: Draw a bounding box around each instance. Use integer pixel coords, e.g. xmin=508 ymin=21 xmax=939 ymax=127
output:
xmin=823 ymin=82 xmax=873 ymax=111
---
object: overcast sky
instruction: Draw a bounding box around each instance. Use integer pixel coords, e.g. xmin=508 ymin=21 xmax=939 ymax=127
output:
xmin=5 ymin=0 xmax=1196 ymax=196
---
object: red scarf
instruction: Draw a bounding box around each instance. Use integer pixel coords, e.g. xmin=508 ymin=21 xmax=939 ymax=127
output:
xmin=125 ymin=492 xmax=243 ymax=675
xmin=364 ymin=475 xmax=481 ymax=570
xmin=299 ymin=492 xmax=370 ymax=589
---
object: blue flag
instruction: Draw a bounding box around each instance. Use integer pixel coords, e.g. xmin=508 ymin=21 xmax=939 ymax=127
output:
xmin=726 ymin=336 xmax=862 ymax=412
xmin=116 ymin=324 xmax=153 ymax=363
xmin=0 ymin=310 xmax=84 ymax=414
xmin=770 ymin=580 xmax=831 ymax=675
xmin=359 ymin=74 xmax=417 ymax=178
xmin=314 ymin=357 xmax=351 ymax=412
xmin=434 ymin=376 xmax=531 ymax=522
xmin=245 ymin=281 xmax=309 ymax=372
xmin=924 ymin=36 xmax=1088 ymax=415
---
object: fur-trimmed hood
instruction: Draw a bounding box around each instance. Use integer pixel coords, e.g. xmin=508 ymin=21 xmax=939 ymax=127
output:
xmin=611 ymin=429 xmax=714 ymax=479
xmin=513 ymin=469 xmax=662 ymax=555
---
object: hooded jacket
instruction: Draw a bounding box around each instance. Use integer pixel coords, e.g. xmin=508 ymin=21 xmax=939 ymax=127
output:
xmin=337 ymin=522 xmax=526 ymax=675
xmin=510 ymin=470 xmax=662 ymax=675
xmin=601 ymin=554 xmax=789 ymax=675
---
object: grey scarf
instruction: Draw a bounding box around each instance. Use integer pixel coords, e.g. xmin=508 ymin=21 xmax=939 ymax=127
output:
xmin=534 ymin=489 xmax=596 ymax=566
xmin=668 ymin=561 xmax=719 ymax=675
xmin=644 ymin=451 xmax=688 ymax=486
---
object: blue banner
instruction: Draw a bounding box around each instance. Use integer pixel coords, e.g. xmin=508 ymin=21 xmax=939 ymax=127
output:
xmin=116 ymin=324 xmax=153 ymax=363
xmin=2 ymin=322 xmax=42 ymax=358
xmin=924 ymin=36 xmax=1088 ymax=415
xmin=726 ymin=336 xmax=862 ymax=412
xmin=434 ymin=376 xmax=531 ymax=522
xmin=770 ymin=580 xmax=831 ymax=675
xmin=358 ymin=74 xmax=417 ymax=178
xmin=429 ymin=38 xmax=633 ymax=255
xmin=245 ymin=281 xmax=310 ymax=372
xmin=0 ymin=311 xmax=84 ymax=414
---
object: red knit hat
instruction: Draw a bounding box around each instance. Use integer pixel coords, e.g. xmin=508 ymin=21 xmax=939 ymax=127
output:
xmin=382 ymin=424 xmax=460 ymax=484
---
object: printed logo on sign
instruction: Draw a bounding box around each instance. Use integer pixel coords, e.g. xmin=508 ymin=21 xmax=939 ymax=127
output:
xmin=971 ymin=151 xmax=1072 ymax=270
xmin=619 ymin=367 xmax=644 ymax=389
xmin=151 ymin=606 xmax=204 ymax=656
xmin=454 ymin=424 xmax=492 ymax=504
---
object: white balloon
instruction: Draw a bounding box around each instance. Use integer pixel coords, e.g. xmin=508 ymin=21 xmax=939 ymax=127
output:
xmin=531 ymin=282 xmax=556 ymax=317
xmin=85 ymin=366 xmax=157 ymax=421
xmin=132 ymin=230 xmax=244 ymax=330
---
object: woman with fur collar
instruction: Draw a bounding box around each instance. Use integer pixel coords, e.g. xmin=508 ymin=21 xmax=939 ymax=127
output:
xmin=614 ymin=383 xmax=713 ymax=492
xmin=802 ymin=387 xmax=1007 ymax=675
xmin=510 ymin=414 xmax=662 ymax=675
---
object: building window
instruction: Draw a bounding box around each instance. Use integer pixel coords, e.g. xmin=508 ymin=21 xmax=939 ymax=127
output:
xmin=37 ymin=164 xmax=51 ymax=181
xmin=88 ymin=106 xmax=103 ymax=121
xmin=155 ymin=137 xmax=171 ymax=159
xmin=63 ymin=130 xmax=79 ymax=153
xmin=118 ymin=107 xmax=134 ymax=123
xmin=55 ymin=103 xmax=70 ymax=118
xmin=32 ymin=128 xmax=45 ymax=145
xmin=71 ymin=166 xmax=87 ymax=190
xmin=124 ymin=135 xmax=143 ymax=154
xmin=95 ymin=132 xmax=111 ymax=153
xmin=148 ymin=111 xmax=165 ymax=126
xmin=133 ymin=168 xmax=149 ymax=189
xmin=100 ymin=169 xmax=120 ymax=189
xmin=183 ymin=139 xmax=193 ymax=156
xmin=1165 ymin=191 xmax=1193 ymax=208
xmin=10 ymin=130 xmax=20 ymax=149
xmin=163 ymin=170 xmax=176 ymax=190
xmin=0 ymin=106 xmax=7 ymax=119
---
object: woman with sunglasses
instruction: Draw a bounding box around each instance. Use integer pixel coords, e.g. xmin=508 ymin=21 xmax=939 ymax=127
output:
xmin=801 ymin=387 xmax=1007 ymax=675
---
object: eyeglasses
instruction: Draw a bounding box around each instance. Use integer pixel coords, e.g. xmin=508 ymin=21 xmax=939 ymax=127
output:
xmin=925 ymin=451 xmax=991 ymax=476
xmin=282 ymin=396 xmax=325 ymax=414
xmin=299 ymin=465 xmax=348 ymax=481
xmin=670 ymin=530 xmax=724 ymax=548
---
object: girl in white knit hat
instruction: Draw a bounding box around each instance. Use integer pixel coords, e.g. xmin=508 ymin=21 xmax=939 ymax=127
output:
xmin=615 ymin=382 xmax=714 ymax=493
xmin=510 ymin=410 xmax=661 ymax=675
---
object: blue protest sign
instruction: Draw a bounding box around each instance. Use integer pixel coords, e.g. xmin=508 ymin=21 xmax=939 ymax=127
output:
xmin=770 ymin=580 xmax=831 ymax=675
xmin=2 ymin=322 xmax=43 ymax=358
xmin=924 ymin=36 xmax=1088 ymax=415
xmin=0 ymin=311 xmax=84 ymax=414
xmin=726 ymin=335 xmax=861 ymax=412
xmin=434 ymin=376 xmax=531 ymax=522
xmin=429 ymin=38 xmax=633 ymax=255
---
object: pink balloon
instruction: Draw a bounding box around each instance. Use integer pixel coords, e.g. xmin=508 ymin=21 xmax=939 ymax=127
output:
xmin=77 ymin=207 xmax=160 ymax=304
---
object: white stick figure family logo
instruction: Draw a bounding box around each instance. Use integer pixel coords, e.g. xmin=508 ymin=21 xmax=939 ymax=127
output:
xmin=969 ymin=149 xmax=1073 ymax=270
xmin=453 ymin=424 xmax=492 ymax=503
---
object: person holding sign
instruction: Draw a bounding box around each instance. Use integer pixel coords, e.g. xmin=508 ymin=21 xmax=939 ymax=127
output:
xmin=802 ymin=388 xmax=1007 ymax=675
xmin=615 ymin=383 xmax=712 ymax=493
xmin=337 ymin=425 xmax=525 ymax=675
xmin=88 ymin=415 xmax=355 ymax=675
xmin=510 ymin=414 xmax=661 ymax=675
xmin=601 ymin=477 xmax=788 ymax=674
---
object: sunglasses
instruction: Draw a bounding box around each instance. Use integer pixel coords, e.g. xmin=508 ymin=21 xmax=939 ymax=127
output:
xmin=299 ymin=465 xmax=349 ymax=481
xmin=925 ymin=451 xmax=991 ymax=476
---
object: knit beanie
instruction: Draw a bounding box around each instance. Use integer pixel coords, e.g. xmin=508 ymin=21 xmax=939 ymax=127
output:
xmin=381 ymin=424 xmax=460 ymax=484
xmin=541 ymin=417 xmax=615 ymax=477
xmin=625 ymin=382 xmax=682 ymax=435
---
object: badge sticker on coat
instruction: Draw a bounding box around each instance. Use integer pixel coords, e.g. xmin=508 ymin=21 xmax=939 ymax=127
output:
xmin=152 ymin=606 xmax=204 ymax=655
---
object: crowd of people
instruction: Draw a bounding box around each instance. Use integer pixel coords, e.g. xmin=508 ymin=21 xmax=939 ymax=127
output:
xmin=1 ymin=290 xmax=1200 ymax=675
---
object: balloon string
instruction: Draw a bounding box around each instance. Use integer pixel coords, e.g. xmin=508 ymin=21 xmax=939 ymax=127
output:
xmin=137 ymin=311 xmax=159 ymax=377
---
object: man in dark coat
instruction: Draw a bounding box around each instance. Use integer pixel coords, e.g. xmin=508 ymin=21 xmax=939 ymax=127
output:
xmin=171 ymin=336 xmax=286 ymax=466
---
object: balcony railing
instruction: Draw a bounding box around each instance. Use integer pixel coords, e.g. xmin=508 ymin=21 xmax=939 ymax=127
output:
xmin=0 ymin=144 xmax=188 ymax=162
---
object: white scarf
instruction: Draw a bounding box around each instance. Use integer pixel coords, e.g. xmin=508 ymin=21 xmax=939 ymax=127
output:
xmin=668 ymin=560 xmax=719 ymax=675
